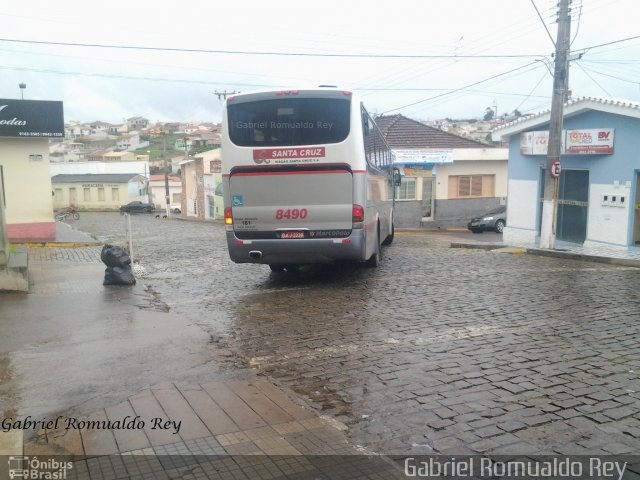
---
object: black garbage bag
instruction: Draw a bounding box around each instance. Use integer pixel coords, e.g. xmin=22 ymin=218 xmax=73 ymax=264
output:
xmin=101 ymin=244 xmax=132 ymax=268
xmin=103 ymin=266 xmax=136 ymax=286
xmin=101 ymin=244 xmax=136 ymax=285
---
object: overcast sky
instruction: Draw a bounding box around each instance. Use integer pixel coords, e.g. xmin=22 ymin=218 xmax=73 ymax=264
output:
xmin=1 ymin=0 xmax=638 ymax=125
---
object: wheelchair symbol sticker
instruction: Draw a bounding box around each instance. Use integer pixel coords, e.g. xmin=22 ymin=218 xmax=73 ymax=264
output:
xmin=232 ymin=195 xmax=244 ymax=207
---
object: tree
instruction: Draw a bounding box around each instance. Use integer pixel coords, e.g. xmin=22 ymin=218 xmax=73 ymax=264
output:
xmin=513 ymin=109 xmax=522 ymax=118
xmin=483 ymin=107 xmax=495 ymax=121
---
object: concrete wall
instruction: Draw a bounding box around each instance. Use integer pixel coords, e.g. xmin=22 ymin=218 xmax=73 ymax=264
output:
xmin=1 ymin=138 xmax=55 ymax=241
xmin=394 ymin=201 xmax=423 ymax=228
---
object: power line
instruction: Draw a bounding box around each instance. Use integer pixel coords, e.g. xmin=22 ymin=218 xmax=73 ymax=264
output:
xmin=381 ymin=62 xmax=540 ymax=114
xmin=0 ymin=37 xmax=546 ymax=59
xmin=574 ymin=35 xmax=640 ymax=54
xmin=514 ymin=68 xmax=550 ymax=111
xmin=576 ymin=63 xmax=640 ymax=85
xmin=0 ymin=65 xmax=278 ymax=88
xmin=0 ymin=64 xmax=552 ymax=100
xmin=529 ymin=0 xmax=556 ymax=48
xmin=575 ymin=63 xmax=612 ymax=96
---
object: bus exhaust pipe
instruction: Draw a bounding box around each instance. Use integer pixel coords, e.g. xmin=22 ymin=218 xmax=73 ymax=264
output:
xmin=249 ymin=250 xmax=263 ymax=261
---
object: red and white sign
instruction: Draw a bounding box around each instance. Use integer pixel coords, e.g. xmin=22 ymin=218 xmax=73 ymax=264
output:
xmin=565 ymin=129 xmax=614 ymax=154
xmin=252 ymin=147 xmax=326 ymax=164
xmin=550 ymin=160 xmax=561 ymax=178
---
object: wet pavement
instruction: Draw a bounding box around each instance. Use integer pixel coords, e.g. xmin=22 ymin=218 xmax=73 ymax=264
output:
xmin=1 ymin=212 xmax=640 ymax=465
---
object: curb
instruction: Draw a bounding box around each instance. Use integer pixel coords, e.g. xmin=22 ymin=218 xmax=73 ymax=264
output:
xmin=450 ymin=241 xmax=503 ymax=250
xmin=450 ymin=241 xmax=640 ymax=268
xmin=19 ymin=242 xmax=103 ymax=248
xmin=524 ymin=247 xmax=640 ymax=268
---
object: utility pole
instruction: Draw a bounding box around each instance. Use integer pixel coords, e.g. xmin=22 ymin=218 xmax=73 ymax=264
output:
xmin=540 ymin=0 xmax=571 ymax=249
xmin=162 ymin=131 xmax=170 ymax=217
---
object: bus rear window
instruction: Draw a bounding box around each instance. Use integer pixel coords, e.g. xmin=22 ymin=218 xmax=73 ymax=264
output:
xmin=228 ymin=98 xmax=350 ymax=147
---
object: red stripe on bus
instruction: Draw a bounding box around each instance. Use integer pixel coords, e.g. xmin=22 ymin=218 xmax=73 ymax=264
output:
xmin=232 ymin=170 xmax=351 ymax=176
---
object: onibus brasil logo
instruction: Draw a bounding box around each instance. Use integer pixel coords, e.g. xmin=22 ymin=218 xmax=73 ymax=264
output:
xmin=8 ymin=456 xmax=73 ymax=479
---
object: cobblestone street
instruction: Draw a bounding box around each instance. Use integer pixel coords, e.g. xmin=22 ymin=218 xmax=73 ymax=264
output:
xmin=54 ymin=213 xmax=640 ymax=456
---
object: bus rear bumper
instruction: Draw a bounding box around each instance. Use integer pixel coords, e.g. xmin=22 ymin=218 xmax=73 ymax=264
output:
xmin=226 ymin=230 xmax=366 ymax=265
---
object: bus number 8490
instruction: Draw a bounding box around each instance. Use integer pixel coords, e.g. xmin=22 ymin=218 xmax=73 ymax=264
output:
xmin=275 ymin=208 xmax=308 ymax=220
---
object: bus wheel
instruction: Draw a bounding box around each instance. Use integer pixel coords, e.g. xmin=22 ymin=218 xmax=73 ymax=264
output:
xmin=366 ymin=227 xmax=381 ymax=268
xmin=269 ymin=264 xmax=285 ymax=272
xmin=382 ymin=222 xmax=394 ymax=245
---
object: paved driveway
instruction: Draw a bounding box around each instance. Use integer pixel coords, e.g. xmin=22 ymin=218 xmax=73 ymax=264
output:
xmin=26 ymin=213 xmax=640 ymax=456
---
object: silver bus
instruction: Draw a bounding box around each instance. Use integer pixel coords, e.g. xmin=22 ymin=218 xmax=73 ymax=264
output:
xmin=221 ymin=87 xmax=398 ymax=271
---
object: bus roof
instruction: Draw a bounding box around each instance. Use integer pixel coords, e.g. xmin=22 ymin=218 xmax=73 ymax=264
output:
xmin=226 ymin=87 xmax=355 ymax=105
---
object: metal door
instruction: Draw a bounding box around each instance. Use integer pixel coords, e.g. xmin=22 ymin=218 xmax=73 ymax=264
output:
xmin=634 ymin=172 xmax=640 ymax=244
xmin=557 ymin=169 xmax=589 ymax=243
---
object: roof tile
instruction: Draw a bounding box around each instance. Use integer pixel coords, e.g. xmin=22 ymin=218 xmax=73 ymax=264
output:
xmin=375 ymin=114 xmax=490 ymax=149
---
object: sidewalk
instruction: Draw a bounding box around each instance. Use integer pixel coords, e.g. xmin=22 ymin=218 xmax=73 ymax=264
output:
xmin=19 ymin=379 xmax=404 ymax=479
xmin=1 ymin=233 xmax=406 ymax=479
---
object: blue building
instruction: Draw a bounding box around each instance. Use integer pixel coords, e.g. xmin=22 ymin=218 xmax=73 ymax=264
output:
xmin=492 ymin=97 xmax=640 ymax=248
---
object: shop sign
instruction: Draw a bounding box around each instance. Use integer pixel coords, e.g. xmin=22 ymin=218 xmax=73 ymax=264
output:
xmin=565 ymin=128 xmax=614 ymax=154
xmin=393 ymin=149 xmax=453 ymax=164
xmin=0 ymin=99 xmax=64 ymax=138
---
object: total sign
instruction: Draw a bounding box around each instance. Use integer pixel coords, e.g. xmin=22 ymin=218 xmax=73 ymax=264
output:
xmin=550 ymin=160 xmax=561 ymax=178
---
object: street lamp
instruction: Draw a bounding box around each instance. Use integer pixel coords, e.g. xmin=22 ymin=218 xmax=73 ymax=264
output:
xmin=19 ymin=83 xmax=26 ymax=99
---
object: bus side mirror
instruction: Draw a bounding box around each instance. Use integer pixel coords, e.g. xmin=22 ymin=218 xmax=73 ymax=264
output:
xmin=393 ymin=167 xmax=402 ymax=186
xmin=362 ymin=114 xmax=370 ymax=136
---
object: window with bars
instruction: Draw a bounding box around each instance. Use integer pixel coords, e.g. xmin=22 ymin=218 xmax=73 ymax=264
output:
xmin=395 ymin=177 xmax=417 ymax=200
xmin=448 ymin=175 xmax=495 ymax=198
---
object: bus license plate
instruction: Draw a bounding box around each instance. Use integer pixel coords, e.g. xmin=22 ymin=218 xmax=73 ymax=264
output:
xmin=280 ymin=231 xmax=304 ymax=239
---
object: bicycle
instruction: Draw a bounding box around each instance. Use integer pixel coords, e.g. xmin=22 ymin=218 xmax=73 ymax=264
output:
xmin=55 ymin=206 xmax=80 ymax=221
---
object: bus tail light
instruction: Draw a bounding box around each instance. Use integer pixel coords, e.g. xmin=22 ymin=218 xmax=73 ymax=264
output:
xmin=352 ymin=204 xmax=365 ymax=227
xmin=224 ymin=207 xmax=234 ymax=229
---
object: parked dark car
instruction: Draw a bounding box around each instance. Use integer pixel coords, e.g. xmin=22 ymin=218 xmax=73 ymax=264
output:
xmin=467 ymin=205 xmax=506 ymax=233
xmin=119 ymin=201 xmax=155 ymax=213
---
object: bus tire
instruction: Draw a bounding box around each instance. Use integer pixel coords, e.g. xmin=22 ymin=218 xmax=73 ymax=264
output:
xmin=382 ymin=222 xmax=394 ymax=245
xmin=366 ymin=226 xmax=381 ymax=268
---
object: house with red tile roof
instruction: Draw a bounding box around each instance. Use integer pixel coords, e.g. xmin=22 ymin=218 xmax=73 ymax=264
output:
xmin=375 ymin=114 xmax=508 ymax=228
